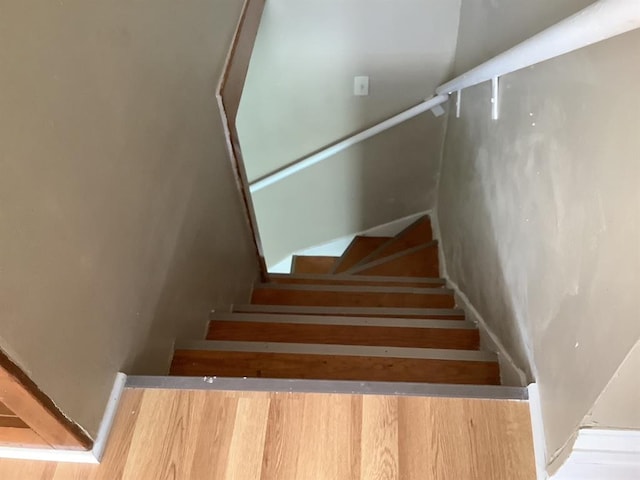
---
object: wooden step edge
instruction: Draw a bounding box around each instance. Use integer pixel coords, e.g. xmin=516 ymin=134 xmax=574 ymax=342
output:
xmin=345 ymin=241 xmax=438 ymax=275
xmin=291 ymin=255 xmax=339 ymax=274
xmin=268 ymin=273 xmax=447 ymax=286
xmin=126 ymin=376 xmax=528 ymax=400
xmin=329 ymin=236 xmax=360 ymax=274
xmin=330 ymin=236 xmax=390 ymax=274
xmin=232 ymin=304 xmax=465 ymax=318
xmin=210 ymin=312 xmax=476 ymax=329
xmin=254 ymin=282 xmax=453 ymax=295
xmin=352 ymin=215 xmax=431 ymax=268
xmin=173 ymin=341 xmax=497 ymax=362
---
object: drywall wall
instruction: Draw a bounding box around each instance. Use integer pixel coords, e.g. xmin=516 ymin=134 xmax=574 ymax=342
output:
xmin=583 ymin=339 xmax=640 ymax=429
xmin=437 ymin=0 xmax=640 ymax=462
xmin=237 ymin=0 xmax=461 ymax=267
xmin=254 ymin=113 xmax=446 ymax=266
xmin=0 ymin=0 xmax=259 ymax=437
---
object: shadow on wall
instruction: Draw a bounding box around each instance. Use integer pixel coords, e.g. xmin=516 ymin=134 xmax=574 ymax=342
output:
xmin=236 ymin=0 xmax=462 ymax=268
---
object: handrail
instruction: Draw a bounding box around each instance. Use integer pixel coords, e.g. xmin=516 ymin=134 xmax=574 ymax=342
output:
xmin=437 ymin=0 xmax=640 ymax=95
xmin=250 ymin=0 xmax=640 ymax=193
xmin=249 ymin=95 xmax=448 ymax=193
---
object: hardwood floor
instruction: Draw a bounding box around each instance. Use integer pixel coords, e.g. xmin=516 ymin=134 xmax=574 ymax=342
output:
xmin=0 ymin=388 xmax=536 ymax=479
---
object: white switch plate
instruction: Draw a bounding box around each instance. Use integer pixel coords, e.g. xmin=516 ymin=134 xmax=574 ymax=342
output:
xmin=354 ymin=76 xmax=369 ymax=96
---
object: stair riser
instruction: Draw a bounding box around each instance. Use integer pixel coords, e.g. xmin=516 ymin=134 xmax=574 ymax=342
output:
xmin=333 ymin=236 xmax=389 ymax=273
xmin=251 ymin=289 xmax=454 ymax=309
xmin=234 ymin=306 xmax=465 ymax=320
xmin=170 ymin=351 xmax=500 ymax=385
xmin=269 ymin=277 xmax=445 ymax=288
xmin=292 ymin=256 xmax=337 ymax=274
xmin=355 ymin=216 xmax=433 ymax=267
xmin=354 ymin=246 xmax=439 ymax=277
xmin=208 ymin=321 xmax=480 ymax=350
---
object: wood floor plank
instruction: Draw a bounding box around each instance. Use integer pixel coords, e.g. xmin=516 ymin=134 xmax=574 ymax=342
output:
xmin=361 ymin=395 xmax=399 ymax=480
xmin=397 ymin=397 xmax=536 ymax=480
xmin=121 ymin=389 xmax=205 ymax=480
xmin=223 ymin=396 xmax=270 ymax=480
xmin=208 ymin=321 xmax=480 ymax=349
xmin=189 ymin=394 xmax=238 ymax=480
xmin=0 ymin=389 xmax=535 ymax=480
xmin=259 ymin=395 xmax=305 ymax=479
xmin=294 ymin=394 xmax=358 ymax=480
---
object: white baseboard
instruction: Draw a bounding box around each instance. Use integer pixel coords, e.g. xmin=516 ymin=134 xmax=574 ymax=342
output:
xmin=528 ymin=383 xmax=550 ymax=479
xmin=269 ymin=210 xmax=430 ymax=273
xmin=429 ymin=209 xmax=529 ymax=387
xmin=0 ymin=372 xmax=127 ymax=463
xmin=552 ymin=429 xmax=640 ymax=479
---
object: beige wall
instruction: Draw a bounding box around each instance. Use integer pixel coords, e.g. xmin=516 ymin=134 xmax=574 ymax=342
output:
xmin=0 ymin=0 xmax=259 ymax=437
xmin=437 ymin=0 xmax=640 ymax=462
xmin=237 ymin=0 xmax=461 ymax=266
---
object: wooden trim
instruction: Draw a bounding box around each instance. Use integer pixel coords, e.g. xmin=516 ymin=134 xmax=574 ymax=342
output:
xmin=217 ymin=0 xmax=269 ymax=281
xmin=0 ymin=417 xmax=29 ymax=429
xmin=0 ymin=427 xmax=50 ymax=448
xmin=352 ymin=216 xmax=430 ymax=269
xmin=0 ymin=349 xmax=92 ymax=450
xmin=0 ymin=403 xmax=14 ymax=417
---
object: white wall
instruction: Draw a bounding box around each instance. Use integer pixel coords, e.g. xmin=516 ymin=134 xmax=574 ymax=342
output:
xmin=0 ymin=0 xmax=259 ymax=437
xmin=584 ymin=339 xmax=640 ymax=429
xmin=237 ymin=0 xmax=461 ymax=267
xmin=437 ymin=0 xmax=640 ymax=465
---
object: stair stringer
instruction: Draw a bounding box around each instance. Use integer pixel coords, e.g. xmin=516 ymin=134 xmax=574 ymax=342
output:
xmin=429 ymin=209 xmax=530 ymax=387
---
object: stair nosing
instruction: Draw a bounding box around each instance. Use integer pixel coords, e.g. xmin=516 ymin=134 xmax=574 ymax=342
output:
xmin=174 ymin=340 xmax=496 ymax=362
xmin=233 ymin=304 xmax=465 ymax=317
xmin=350 ymin=215 xmax=430 ymax=269
xmin=210 ymin=312 xmax=476 ymax=329
xmin=254 ymin=282 xmax=453 ymax=295
xmin=344 ymin=240 xmax=439 ymax=275
xmin=268 ymin=273 xmax=447 ymax=285
xmin=127 ymin=376 xmax=528 ymax=400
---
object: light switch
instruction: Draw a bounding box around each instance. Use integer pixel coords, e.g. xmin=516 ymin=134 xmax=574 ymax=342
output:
xmin=354 ymin=76 xmax=369 ymax=96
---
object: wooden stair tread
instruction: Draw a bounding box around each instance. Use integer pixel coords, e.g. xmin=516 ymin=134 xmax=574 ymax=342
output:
xmin=170 ymin=349 xmax=499 ymax=385
xmin=348 ymin=242 xmax=439 ymax=277
xmin=291 ymin=255 xmax=338 ymax=274
xmin=332 ymin=236 xmax=390 ymax=273
xmin=352 ymin=216 xmax=433 ymax=269
xmin=208 ymin=320 xmax=479 ymax=349
xmin=268 ymin=273 xmax=446 ymax=288
xmin=251 ymin=283 xmax=454 ymax=309
xmin=210 ymin=312 xmax=473 ymax=328
xmin=233 ymin=304 xmax=466 ymax=320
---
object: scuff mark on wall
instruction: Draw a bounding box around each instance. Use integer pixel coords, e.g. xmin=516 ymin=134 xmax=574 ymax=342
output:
xmin=437 ymin=0 xmax=640 ymax=463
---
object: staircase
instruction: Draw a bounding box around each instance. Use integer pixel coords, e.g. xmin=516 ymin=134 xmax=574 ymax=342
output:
xmin=170 ymin=216 xmax=501 ymax=386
